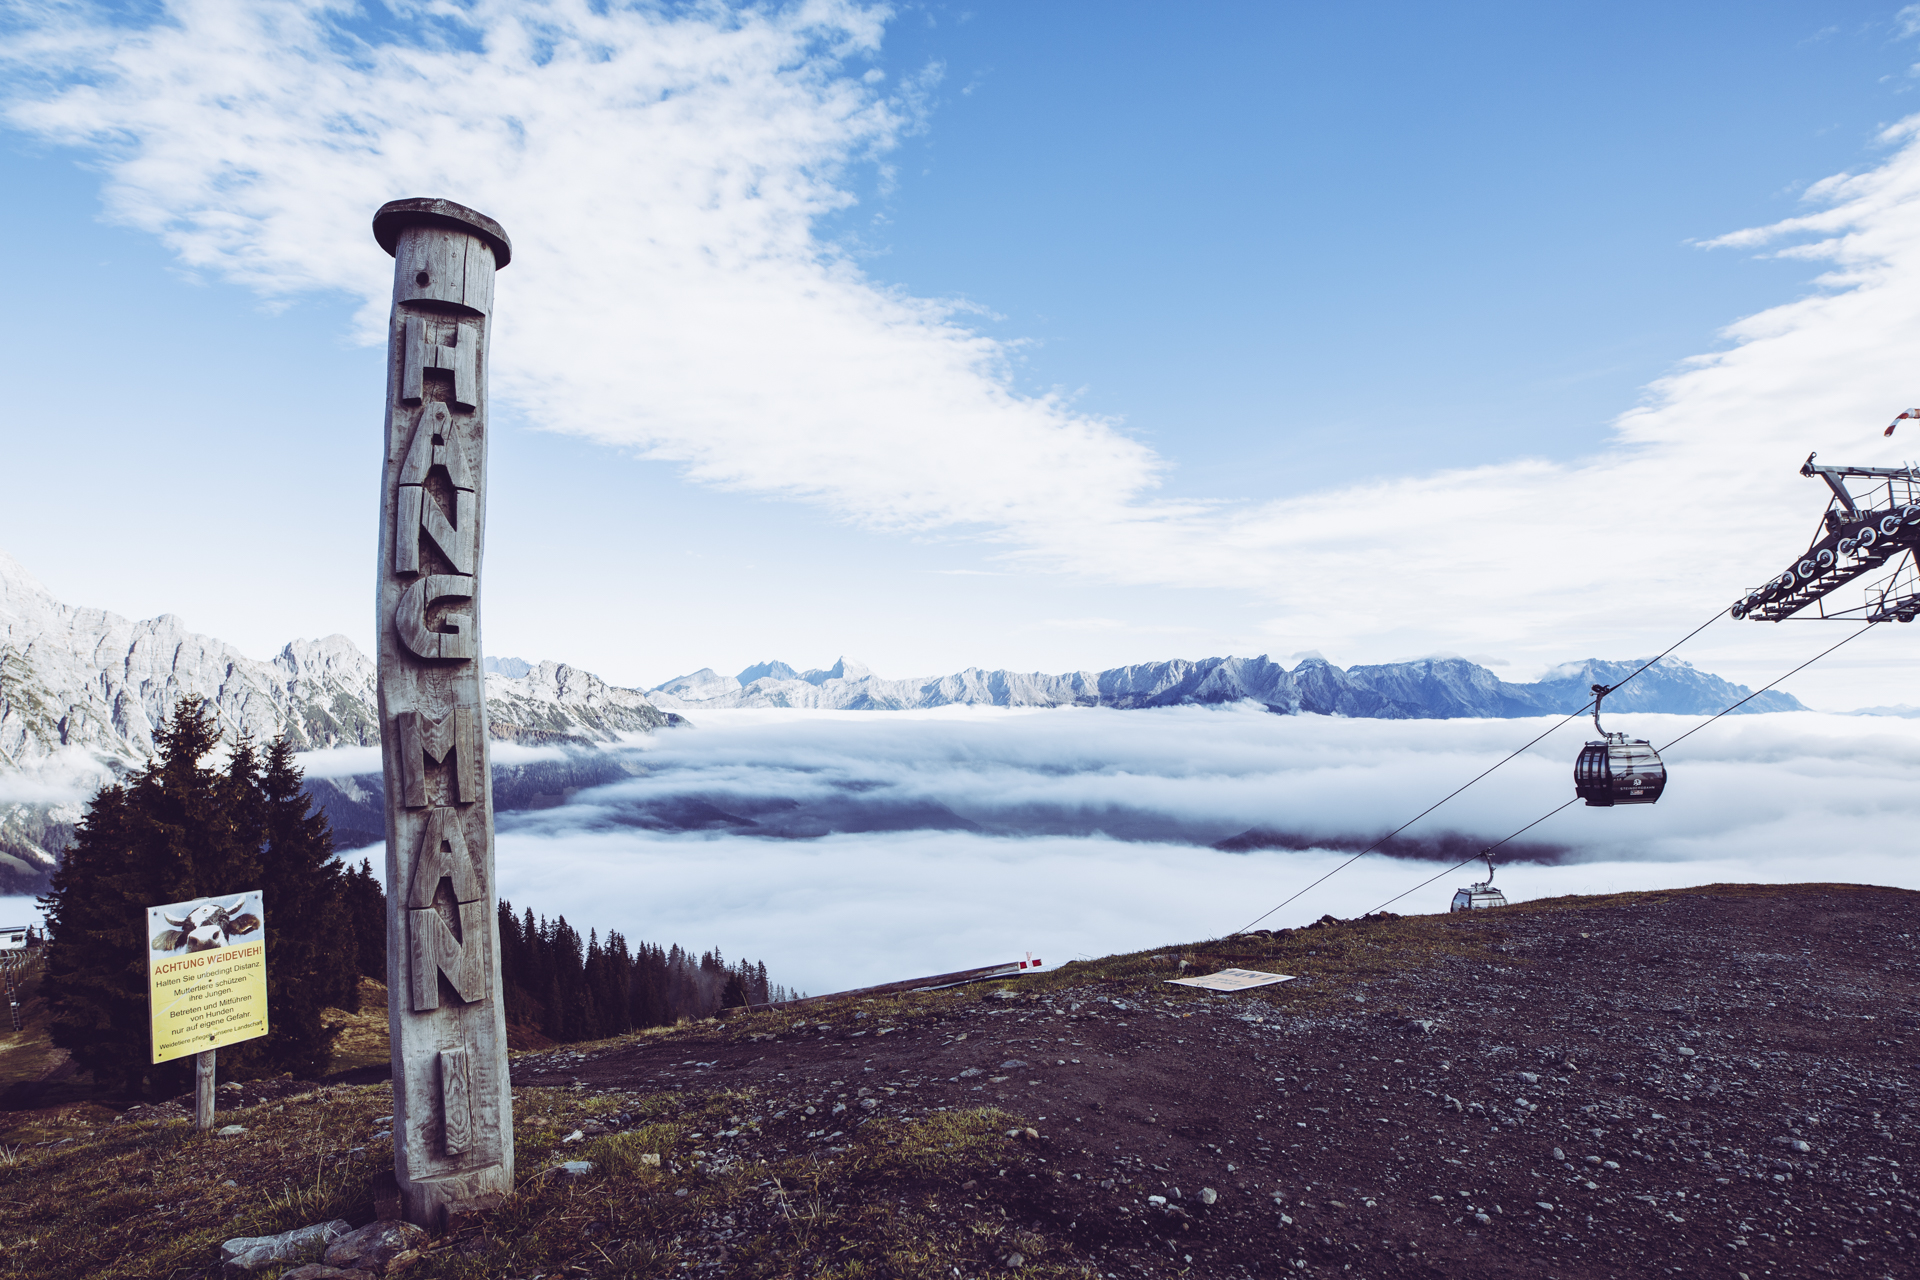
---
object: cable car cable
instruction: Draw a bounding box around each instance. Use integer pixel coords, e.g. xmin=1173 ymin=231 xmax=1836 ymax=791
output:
xmin=1649 ymin=621 xmax=1880 ymax=756
xmin=1359 ymin=620 xmax=1882 ymax=917
xmin=1228 ymin=606 xmax=1727 ymax=936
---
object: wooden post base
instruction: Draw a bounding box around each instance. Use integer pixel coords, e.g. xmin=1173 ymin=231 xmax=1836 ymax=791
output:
xmin=194 ymin=1050 xmax=215 ymax=1130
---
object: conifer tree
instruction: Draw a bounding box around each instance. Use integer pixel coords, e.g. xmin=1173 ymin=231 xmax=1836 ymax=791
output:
xmin=247 ymin=737 xmax=354 ymax=1076
xmin=341 ymin=858 xmax=387 ymax=984
xmin=40 ymin=698 xmax=261 ymax=1095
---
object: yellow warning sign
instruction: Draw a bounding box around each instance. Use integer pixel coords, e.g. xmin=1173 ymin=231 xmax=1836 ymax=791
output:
xmin=147 ymin=891 xmax=268 ymax=1065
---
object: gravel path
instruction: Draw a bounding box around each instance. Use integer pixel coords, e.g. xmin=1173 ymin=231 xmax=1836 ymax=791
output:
xmin=513 ymin=884 xmax=1920 ymax=1279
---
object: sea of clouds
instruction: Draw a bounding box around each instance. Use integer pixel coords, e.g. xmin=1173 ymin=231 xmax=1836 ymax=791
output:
xmin=368 ymin=706 xmax=1920 ymax=995
xmin=10 ymin=704 xmax=1911 ymax=995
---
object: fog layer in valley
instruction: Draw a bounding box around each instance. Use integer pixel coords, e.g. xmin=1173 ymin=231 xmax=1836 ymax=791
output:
xmin=14 ymin=706 xmax=1907 ymax=996
xmin=426 ymin=707 xmax=1920 ymax=995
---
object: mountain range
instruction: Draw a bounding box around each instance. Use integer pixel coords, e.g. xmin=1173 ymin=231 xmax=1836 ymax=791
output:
xmin=647 ymin=653 xmax=1807 ymax=719
xmin=0 ymin=551 xmax=678 ymax=892
xmin=0 ymin=546 xmax=1811 ymax=893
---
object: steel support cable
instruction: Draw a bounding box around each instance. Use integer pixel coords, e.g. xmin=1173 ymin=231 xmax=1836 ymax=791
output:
xmin=1229 ymin=606 xmax=1728 ymax=937
xmin=1361 ymin=620 xmax=1882 ymax=917
xmin=1650 ymin=621 xmax=1880 ymax=755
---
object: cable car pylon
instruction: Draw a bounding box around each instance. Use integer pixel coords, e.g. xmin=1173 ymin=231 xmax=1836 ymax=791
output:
xmin=1732 ymin=451 xmax=1920 ymax=623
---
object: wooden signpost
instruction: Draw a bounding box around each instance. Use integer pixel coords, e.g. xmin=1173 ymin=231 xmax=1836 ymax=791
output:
xmin=372 ymin=198 xmax=516 ymax=1227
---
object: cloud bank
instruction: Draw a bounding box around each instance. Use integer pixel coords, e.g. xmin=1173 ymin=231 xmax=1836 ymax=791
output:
xmin=306 ymin=706 xmax=1920 ymax=993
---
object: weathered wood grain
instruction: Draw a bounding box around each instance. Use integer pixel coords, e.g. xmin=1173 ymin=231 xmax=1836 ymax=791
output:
xmin=393 ymin=708 xmax=480 ymax=809
xmin=439 ymin=1046 xmax=472 ymax=1156
xmin=406 ymin=806 xmax=483 ymax=909
xmin=374 ymin=199 xmax=514 ymax=1228
xmin=401 ymin=316 xmax=479 ymax=409
xmin=399 ymin=401 xmax=473 ymax=488
xmin=419 ymin=489 xmax=476 ymax=575
xmin=393 ymin=575 xmax=476 ymax=661
xmin=407 ymin=901 xmax=489 ymax=1009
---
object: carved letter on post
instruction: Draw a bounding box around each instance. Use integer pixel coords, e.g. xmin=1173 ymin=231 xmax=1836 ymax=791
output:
xmin=394 ymin=402 xmax=477 ymax=577
xmin=409 ymin=899 xmax=490 ymax=1009
xmin=407 ymin=807 xmax=488 ymax=1012
xmin=402 ymin=316 xmax=480 ymax=409
xmin=373 ymin=198 xmax=515 ymax=1228
xmin=408 ymin=806 xmax=482 ymax=906
xmin=440 ymin=1048 xmax=473 ymax=1156
xmin=395 ymin=709 xmax=481 ymax=807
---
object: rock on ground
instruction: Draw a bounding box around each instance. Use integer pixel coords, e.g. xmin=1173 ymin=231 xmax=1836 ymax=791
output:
xmin=218 ymin=1219 xmax=351 ymax=1274
xmin=321 ymin=1220 xmax=428 ymax=1275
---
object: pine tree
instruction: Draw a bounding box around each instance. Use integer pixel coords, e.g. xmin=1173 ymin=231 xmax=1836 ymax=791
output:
xmin=40 ymin=698 xmax=262 ymax=1096
xmin=341 ymin=859 xmax=387 ymax=985
xmin=245 ymin=737 xmax=353 ymax=1077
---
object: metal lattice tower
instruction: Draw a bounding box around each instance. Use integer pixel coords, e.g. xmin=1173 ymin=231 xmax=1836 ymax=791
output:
xmin=1732 ymin=454 xmax=1920 ymax=624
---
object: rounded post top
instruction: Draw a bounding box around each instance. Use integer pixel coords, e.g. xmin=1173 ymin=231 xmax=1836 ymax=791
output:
xmin=373 ymin=198 xmax=512 ymax=269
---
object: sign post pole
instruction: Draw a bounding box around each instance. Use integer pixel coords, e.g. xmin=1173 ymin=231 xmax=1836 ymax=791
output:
xmin=195 ymin=1049 xmax=215 ymax=1131
xmin=371 ymin=198 xmax=515 ymax=1229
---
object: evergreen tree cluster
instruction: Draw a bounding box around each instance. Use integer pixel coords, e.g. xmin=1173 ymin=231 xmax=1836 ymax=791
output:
xmin=39 ymin=698 xmax=356 ymax=1096
xmin=495 ymin=904 xmax=789 ymax=1043
xmin=325 ymin=875 xmax=794 ymax=1040
xmin=37 ymin=698 xmax=795 ymax=1094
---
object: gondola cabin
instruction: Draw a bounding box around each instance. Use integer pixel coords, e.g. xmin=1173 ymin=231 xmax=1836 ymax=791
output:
xmin=1574 ymin=736 xmax=1666 ymax=806
xmin=1451 ymin=852 xmax=1508 ymax=911
xmin=1450 ymin=883 xmax=1508 ymax=911
xmin=1574 ymin=681 xmax=1668 ymax=807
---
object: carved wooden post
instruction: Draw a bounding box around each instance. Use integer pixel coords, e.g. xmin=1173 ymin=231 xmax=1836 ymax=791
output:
xmin=372 ymin=198 xmax=514 ymax=1228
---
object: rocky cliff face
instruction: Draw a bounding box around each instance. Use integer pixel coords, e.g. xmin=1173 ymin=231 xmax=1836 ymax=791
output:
xmin=0 ymin=553 xmax=383 ymax=769
xmin=648 ymin=652 xmax=1805 ymax=718
xmin=0 ymin=551 xmax=675 ymax=769
xmin=0 ymin=550 xmax=679 ymax=891
xmin=486 ymin=660 xmax=674 ymax=746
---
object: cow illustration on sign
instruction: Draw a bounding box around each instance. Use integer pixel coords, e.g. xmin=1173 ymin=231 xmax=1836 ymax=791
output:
xmin=150 ymin=893 xmax=262 ymax=955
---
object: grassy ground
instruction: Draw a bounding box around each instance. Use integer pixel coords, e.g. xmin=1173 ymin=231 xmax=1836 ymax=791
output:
xmin=0 ymin=1077 xmax=1065 ymax=1280
xmin=321 ymin=977 xmax=396 ymax=1075
xmin=0 ymin=883 xmax=1836 ymax=1279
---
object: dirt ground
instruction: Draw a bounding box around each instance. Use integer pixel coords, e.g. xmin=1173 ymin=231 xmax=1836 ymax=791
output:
xmin=510 ymin=883 xmax=1920 ymax=1280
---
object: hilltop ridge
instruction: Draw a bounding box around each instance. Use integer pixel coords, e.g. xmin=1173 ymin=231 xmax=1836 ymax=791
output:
xmin=1 ymin=883 xmax=1908 ymax=1280
xmin=648 ymin=652 xmax=1807 ymax=718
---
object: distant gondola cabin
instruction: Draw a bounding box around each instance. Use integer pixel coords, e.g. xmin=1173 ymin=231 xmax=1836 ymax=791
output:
xmin=1450 ymin=885 xmax=1508 ymax=911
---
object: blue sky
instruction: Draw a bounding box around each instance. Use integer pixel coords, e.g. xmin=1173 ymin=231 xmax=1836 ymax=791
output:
xmin=855 ymin=2 xmax=1912 ymax=486
xmin=6 ymin=1 xmax=1920 ymax=704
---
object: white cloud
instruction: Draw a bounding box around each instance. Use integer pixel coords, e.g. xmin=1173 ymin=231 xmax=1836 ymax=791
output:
xmin=0 ymin=749 xmax=115 ymax=807
xmin=481 ymin=707 xmax=1920 ymax=993
xmin=292 ymin=745 xmax=384 ymax=780
xmin=83 ymin=705 xmax=1920 ymax=992
xmin=10 ymin=0 xmax=1920 ymax=688
xmin=0 ymin=0 xmax=1166 ymax=534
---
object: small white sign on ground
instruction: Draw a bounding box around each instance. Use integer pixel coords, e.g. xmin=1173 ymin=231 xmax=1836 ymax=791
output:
xmin=1166 ymin=967 xmax=1296 ymax=992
